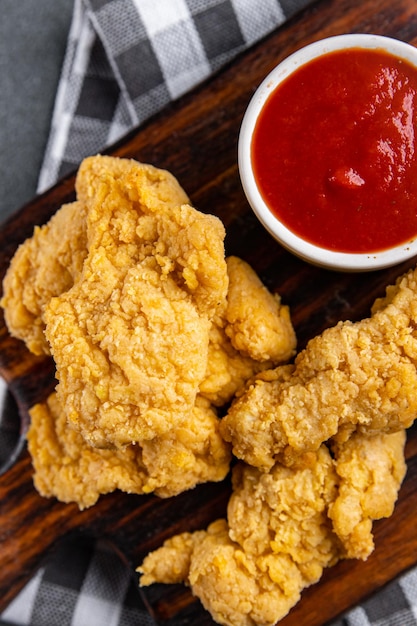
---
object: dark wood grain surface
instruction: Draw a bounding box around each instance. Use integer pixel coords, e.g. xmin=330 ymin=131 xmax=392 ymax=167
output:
xmin=2 ymin=0 xmax=417 ymax=624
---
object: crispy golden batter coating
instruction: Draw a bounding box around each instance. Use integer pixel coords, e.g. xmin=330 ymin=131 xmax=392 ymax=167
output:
xmin=1 ymin=157 xmax=191 ymax=357
xmin=76 ymin=155 xmax=228 ymax=318
xmin=45 ymin=268 xmax=212 ymax=447
xmin=221 ymin=266 xmax=417 ymax=469
xmin=139 ymin=449 xmax=339 ymax=626
xmin=200 ymin=257 xmax=296 ymax=407
xmin=329 ymin=430 xmax=406 ymax=559
xmin=139 ymin=430 xmax=406 ymax=626
xmin=1 ymin=201 xmax=88 ymax=355
xmin=43 ymin=157 xmax=228 ymax=447
xmin=28 ymin=392 xmax=231 ymax=509
xmin=224 ymin=256 xmax=296 ymax=363
xmin=200 ymin=320 xmax=270 ymax=407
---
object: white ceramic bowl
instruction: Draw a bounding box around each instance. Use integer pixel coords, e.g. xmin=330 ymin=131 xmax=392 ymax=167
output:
xmin=238 ymin=34 xmax=417 ymax=271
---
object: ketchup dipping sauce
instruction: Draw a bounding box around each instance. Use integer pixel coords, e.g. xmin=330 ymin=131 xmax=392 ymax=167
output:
xmin=238 ymin=34 xmax=417 ymax=271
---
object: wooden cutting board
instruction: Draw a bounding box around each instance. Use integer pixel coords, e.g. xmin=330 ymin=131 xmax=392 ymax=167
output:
xmin=2 ymin=0 xmax=417 ymax=624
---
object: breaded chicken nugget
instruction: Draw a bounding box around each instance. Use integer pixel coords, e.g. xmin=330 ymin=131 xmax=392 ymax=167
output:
xmin=329 ymin=429 xmax=406 ymax=559
xmin=224 ymin=256 xmax=296 ymax=363
xmin=199 ymin=320 xmax=272 ymax=407
xmin=45 ymin=268 xmax=212 ymax=447
xmin=43 ymin=157 xmax=228 ymax=447
xmin=1 ymin=201 xmax=88 ymax=355
xmin=76 ymin=156 xmax=228 ymax=318
xmin=221 ymin=265 xmax=417 ymax=469
xmin=199 ymin=257 xmax=296 ymax=407
xmin=1 ymin=156 xmax=191 ymax=356
xmin=139 ymin=448 xmax=340 ymax=626
xmin=27 ymin=392 xmax=231 ymax=509
xmin=139 ymin=431 xmax=406 ymax=626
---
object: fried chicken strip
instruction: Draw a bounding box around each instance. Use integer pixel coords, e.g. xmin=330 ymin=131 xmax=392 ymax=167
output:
xmin=0 ymin=200 xmax=88 ymax=355
xmin=224 ymin=256 xmax=296 ymax=363
xmin=1 ymin=156 xmax=190 ymax=356
xmin=329 ymin=430 xmax=406 ymax=559
xmin=27 ymin=392 xmax=231 ymax=509
xmin=221 ymin=266 xmax=417 ymax=469
xmin=43 ymin=157 xmax=228 ymax=447
xmin=200 ymin=257 xmax=296 ymax=406
xmin=139 ymin=430 xmax=406 ymax=626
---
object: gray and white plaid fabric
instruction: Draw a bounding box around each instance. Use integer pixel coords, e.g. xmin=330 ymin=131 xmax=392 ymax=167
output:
xmin=3 ymin=0 xmax=417 ymax=625
xmin=333 ymin=568 xmax=417 ymax=626
xmin=37 ymin=0 xmax=314 ymax=192
xmin=1 ymin=537 xmax=155 ymax=626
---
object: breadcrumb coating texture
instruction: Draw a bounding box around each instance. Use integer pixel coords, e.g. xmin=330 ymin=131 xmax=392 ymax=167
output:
xmin=139 ymin=430 xmax=406 ymax=626
xmin=329 ymin=430 xmax=406 ymax=559
xmin=224 ymin=256 xmax=296 ymax=363
xmin=139 ymin=448 xmax=339 ymax=626
xmin=221 ymin=266 xmax=417 ymax=469
xmin=44 ymin=158 xmax=228 ymax=447
xmin=28 ymin=392 xmax=231 ymax=509
xmin=1 ymin=156 xmax=191 ymax=356
xmin=0 ymin=200 xmax=88 ymax=355
xmin=200 ymin=257 xmax=296 ymax=407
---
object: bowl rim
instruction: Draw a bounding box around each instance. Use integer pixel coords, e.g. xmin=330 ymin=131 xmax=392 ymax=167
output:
xmin=238 ymin=33 xmax=417 ymax=271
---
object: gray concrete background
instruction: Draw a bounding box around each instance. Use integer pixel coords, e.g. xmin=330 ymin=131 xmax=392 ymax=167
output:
xmin=0 ymin=1 xmax=74 ymax=223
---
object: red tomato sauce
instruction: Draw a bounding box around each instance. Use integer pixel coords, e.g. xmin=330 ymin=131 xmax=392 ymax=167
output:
xmin=251 ymin=48 xmax=417 ymax=253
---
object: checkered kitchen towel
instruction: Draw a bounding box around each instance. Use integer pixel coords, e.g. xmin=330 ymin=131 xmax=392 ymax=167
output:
xmin=37 ymin=0 xmax=315 ymax=193
xmin=332 ymin=569 xmax=417 ymax=626
xmin=4 ymin=0 xmax=417 ymax=625
xmin=4 ymin=536 xmax=417 ymax=626
xmin=1 ymin=536 xmax=155 ymax=626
